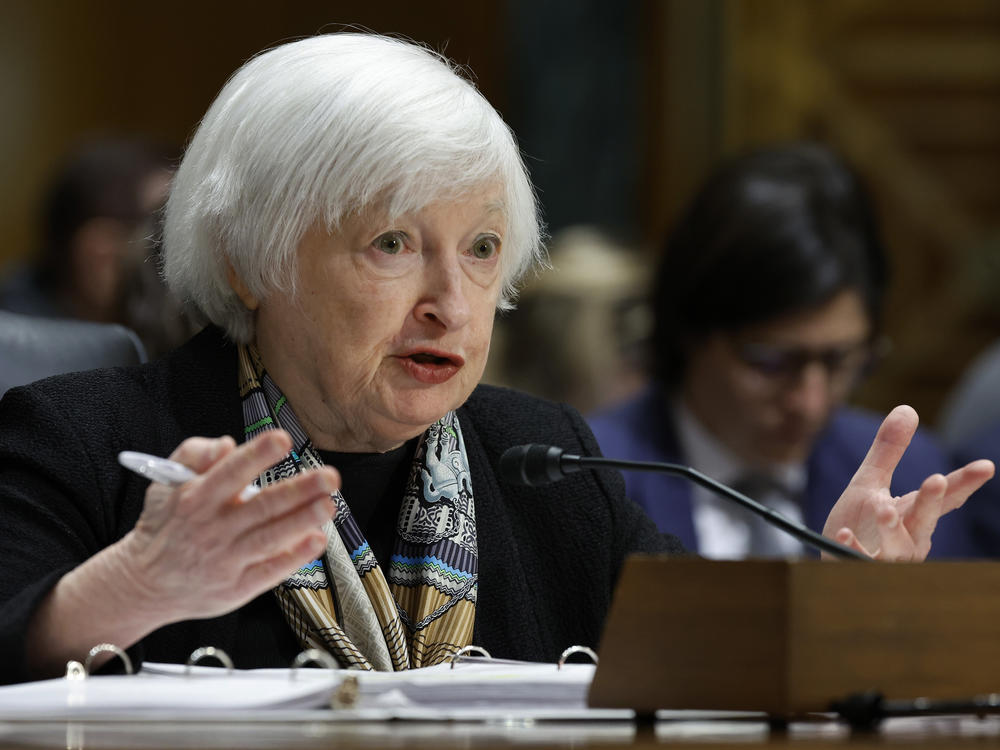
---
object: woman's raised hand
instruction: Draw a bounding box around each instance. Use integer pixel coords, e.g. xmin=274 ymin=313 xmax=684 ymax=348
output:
xmin=822 ymin=405 xmax=994 ymax=560
xmin=27 ymin=430 xmax=337 ymax=679
xmin=119 ymin=430 xmax=337 ymax=621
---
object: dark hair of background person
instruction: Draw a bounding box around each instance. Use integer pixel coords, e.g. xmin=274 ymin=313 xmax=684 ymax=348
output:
xmin=650 ymin=141 xmax=889 ymax=387
xmin=7 ymin=135 xmax=198 ymax=358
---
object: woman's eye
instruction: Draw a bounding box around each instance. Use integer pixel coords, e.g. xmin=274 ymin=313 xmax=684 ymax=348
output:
xmin=471 ymin=236 xmax=499 ymax=260
xmin=375 ymin=233 xmax=404 ymax=255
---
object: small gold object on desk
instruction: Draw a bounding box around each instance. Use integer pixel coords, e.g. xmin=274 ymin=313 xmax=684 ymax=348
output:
xmin=331 ymin=675 xmax=360 ymax=709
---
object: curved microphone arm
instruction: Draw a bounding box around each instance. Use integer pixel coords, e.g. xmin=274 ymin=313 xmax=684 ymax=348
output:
xmin=499 ymin=443 xmax=868 ymax=561
xmin=565 ymin=454 xmax=868 ymax=561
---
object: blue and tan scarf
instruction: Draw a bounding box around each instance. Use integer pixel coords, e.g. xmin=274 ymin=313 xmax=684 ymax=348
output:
xmin=238 ymin=345 xmax=477 ymax=670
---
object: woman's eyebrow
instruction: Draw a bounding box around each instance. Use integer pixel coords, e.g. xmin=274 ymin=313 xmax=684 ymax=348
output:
xmin=484 ymin=200 xmax=507 ymax=217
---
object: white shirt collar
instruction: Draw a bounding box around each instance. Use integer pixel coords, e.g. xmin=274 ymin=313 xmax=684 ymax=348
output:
xmin=674 ymin=398 xmax=806 ymax=492
xmin=674 ymin=398 xmax=807 ymax=559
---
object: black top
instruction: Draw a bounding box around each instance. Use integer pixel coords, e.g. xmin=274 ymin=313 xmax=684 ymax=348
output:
xmin=316 ymin=439 xmax=417 ymax=567
xmin=0 ymin=326 xmax=685 ymax=684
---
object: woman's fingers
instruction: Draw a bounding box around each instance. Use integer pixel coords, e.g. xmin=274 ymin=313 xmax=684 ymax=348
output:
xmin=127 ymin=431 xmax=341 ymax=620
xmin=232 ymin=473 xmax=338 ymax=564
xmin=901 ymin=473 xmax=946 ymax=557
xmin=168 ymin=435 xmax=237 ymax=475
xmin=167 ymin=431 xmax=288 ymax=505
xmin=838 ymin=488 xmax=935 ymax=562
xmin=875 ymin=503 xmax=922 ymax=561
xmin=940 ymin=459 xmax=996 ymax=514
xmin=832 ymin=527 xmax=875 ymax=559
xmin=833 ymin=504 xmax=914 ymax=561
xmin=842 ymin=488 xmax=935 ymax=562
xmin=226 ymin=466 xmax=338 ymax=532
xmin=239 ymin=530 xmax=329 ymax=593
xmin=189 ymin=431 xmax=292 ymax=506
xmin=831 ymin=462 xmax=990 ymax=563
xmin=849 ymin=405 xmax=918 ymax=492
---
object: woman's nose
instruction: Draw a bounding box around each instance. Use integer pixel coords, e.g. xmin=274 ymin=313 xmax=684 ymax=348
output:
xmin=414 ymin=259 xmax=472 ymax=330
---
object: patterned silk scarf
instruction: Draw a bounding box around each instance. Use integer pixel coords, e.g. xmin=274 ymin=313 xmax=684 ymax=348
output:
xmin=237 ymin=345 xmax=478 ymax=670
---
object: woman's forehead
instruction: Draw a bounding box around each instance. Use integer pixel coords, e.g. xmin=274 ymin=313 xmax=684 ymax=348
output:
xmin=343 ymin=187 xmax=507 ymax=229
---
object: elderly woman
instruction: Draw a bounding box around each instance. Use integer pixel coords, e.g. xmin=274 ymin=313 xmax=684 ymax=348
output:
xmin=0 ymin=34 xmax=992 ymax=684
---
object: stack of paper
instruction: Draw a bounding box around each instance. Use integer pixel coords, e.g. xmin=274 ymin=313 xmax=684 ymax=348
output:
xmin=352 ymin=658 xmax=596 ymax=709
xmin=0 ymin=658 xmax=604 ymax=720
xmin=0 ymin=665 xmax=338 ymax=719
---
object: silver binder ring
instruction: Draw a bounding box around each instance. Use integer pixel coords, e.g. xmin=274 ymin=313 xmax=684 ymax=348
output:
xmin=291 ymin=648 xmax=339 ymax=677
xmin=557 ymin=645 xmax=598 ymax=669
xmin=449 ymin=645 xmax=491 ymax=669
xmin=185 ymin=646 xmax=234 ymax=673
xmin=83 ymin=643 xmax=134 ymax=675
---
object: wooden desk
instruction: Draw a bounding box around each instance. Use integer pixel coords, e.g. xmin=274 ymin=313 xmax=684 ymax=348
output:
xmin=3 ymin=714 xmax=1000 ymax=749
xmin=10 ymin=560 xmax=1000 ymax=748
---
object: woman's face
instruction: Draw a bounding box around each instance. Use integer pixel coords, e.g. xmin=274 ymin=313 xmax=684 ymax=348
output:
xmin=245 ymin=187 xmax=506 ymax=452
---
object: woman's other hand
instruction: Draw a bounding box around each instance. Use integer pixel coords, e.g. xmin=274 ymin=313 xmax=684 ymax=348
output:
xmin=26 ymin=430 xmax=336 ymax=678
xmin=120 ymin=430 xmax=337 ymax=621
xmin=822 ymin=405 xmax=994 ymax=560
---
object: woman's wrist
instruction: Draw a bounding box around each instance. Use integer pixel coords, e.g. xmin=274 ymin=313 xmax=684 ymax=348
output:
xmin=25 ymin=532 xmax=176 ymax=678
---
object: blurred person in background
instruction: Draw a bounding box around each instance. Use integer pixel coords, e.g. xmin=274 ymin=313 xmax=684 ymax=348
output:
xmin=588 ymin=142 xmax=975 ymax=559
xmin=486 ymin=225 xmax=650 ymax=415
xmin=949 ymin=416 xmax=1000 ymax=557
xmin=0 ymin=136 xmax=195 ymax=358
xmin=938 ymin=330 xmax=1000 ymax=556
xmin=938 ymin=337 xmax=1000 ymax=452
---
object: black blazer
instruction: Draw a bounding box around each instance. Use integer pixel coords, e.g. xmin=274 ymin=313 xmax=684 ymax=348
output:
xmin=0 ymin=326 xmax=683 ymax=683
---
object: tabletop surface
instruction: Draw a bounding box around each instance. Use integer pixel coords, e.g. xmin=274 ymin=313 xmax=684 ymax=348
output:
xmin=4 ymin=714 xmax=1000 ymax=750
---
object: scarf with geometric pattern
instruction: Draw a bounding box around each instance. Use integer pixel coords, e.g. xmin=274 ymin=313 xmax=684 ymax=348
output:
xmin=237 ymin=344 xmax=477 ymax=670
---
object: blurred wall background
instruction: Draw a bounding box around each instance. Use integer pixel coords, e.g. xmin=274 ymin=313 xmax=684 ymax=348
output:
xmin=1 ymin=0 xmax=998 ymax=425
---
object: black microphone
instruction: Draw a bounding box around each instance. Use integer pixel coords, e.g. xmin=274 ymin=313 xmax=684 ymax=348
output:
xmin=499 ymin=443 xmax=868 ymax=561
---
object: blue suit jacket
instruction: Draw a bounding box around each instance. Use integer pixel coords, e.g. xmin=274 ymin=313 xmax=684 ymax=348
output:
xmin=588 ymin=386 xmax=973 ymax=558
xmin=951 ymin=423 xmax=1000 ymax=557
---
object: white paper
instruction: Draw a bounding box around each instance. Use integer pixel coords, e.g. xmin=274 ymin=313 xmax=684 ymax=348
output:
xmin=0 ymin=658 xmax=609 ymax=721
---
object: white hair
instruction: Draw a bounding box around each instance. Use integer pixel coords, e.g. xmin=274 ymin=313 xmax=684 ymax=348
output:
xmin=163 ymin=33 xmax=544 ymax=343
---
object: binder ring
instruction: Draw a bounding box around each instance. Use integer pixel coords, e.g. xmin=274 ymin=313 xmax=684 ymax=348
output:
xmin=291 ymin=648 xmax=339 ymax=677
xmin=185 ymin=646 xmax=234 ymax=673
xmin=83 ymin=643 xmax=134 ymax=675
xmin=557 ymin=645 xmax=598 ymax=669
xmin=449 ymin=645 xmax=491 ymax=669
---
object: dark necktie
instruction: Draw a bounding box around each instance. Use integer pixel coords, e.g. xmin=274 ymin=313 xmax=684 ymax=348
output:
xmin=729 ymin=473 xmax=805 ymax=558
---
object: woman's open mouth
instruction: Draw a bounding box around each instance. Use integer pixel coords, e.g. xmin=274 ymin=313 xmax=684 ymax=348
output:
xmin=397 ymin=350 xmax=464 ymax=384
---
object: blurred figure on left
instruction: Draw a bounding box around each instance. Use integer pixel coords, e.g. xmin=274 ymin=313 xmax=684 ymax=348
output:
xmin=0 ymin=136 xmax=194 ymax=358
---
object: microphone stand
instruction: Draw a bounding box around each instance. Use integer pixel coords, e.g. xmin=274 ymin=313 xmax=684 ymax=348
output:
xmin=562 ymin=454 xmax=869 ymax=561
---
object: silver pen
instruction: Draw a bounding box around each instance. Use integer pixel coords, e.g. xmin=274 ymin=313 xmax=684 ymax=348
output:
xmin=118 ymin=451 xmax=261 ymax=501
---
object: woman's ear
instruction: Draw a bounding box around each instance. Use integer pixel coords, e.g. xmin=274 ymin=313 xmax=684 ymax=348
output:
xmin=226 ymin=261 xmax=259 ymax=311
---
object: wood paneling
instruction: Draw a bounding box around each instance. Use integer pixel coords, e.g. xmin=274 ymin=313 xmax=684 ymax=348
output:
xmin=0 ymin=1 xmax=506 ymax=272
xmin=647 ymin=0 xmax=1000 ymax=422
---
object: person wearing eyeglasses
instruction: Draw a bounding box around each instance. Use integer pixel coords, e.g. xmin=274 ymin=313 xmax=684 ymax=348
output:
xmin=588 ymin=142 xmax=975 ymax=559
